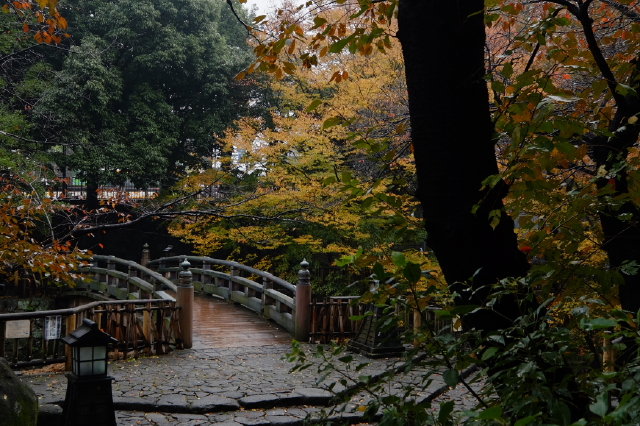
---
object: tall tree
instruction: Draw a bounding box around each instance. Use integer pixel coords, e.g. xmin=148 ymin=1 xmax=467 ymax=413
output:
xmin=168 ymin=45 xmax=427 ymax=291
xmin=397 ymin=1 xmax=531 ymax=330
xmin=33 ymin=0 xmax=260 ymax=209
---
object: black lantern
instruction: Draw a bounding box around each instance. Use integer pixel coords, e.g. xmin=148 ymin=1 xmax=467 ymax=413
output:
xmin=61 ymin=319 xmax=118 ymax=426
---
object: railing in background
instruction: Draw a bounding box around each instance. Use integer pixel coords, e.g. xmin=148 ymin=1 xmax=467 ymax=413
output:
xmin=309 ymin=297 xmax=366 ymax=344
xmin=0 ymin=299 xmax=182 ymax=368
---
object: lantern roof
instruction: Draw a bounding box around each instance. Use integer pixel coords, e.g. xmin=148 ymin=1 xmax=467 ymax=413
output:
xmin=61 ymin=319 xmax=117 ymax=347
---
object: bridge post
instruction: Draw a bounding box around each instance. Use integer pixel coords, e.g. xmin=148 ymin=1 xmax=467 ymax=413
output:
xmin=127 ymin=264 xmax=137 ymax=298
xmin=141 ymin=243 xmax=150 ymax=266
xmin=177 ymin=259 xmax=194 ymax=349
xmin=202 ymin=260 xmax=211 ymax=286
xmin=262 ymin=278 xmax=273 ymax=313
xmin=295 ymin=259 xmax=311 ymax=342
xmin=107 ymin=258 xmax=116 ymax=288
xmin=228 ymin=266 xmax=238 ymax=300
xmin=64 ymin=314 xmax=76 ymax=371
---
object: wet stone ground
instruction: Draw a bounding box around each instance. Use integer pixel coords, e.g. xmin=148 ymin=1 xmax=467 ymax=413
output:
xmin=22 ymin=344 xmax=484 ymax=425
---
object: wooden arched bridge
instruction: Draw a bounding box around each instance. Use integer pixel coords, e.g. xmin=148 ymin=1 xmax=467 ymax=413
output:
xmin=0 ymin=249 xmax=368 ymax=368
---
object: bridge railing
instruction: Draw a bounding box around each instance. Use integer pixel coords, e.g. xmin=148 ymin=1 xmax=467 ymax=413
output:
xmin=147 ymin=256 xmax=310 ymax=340
xmin=71 ymin=255 xmax=177 ymax=301
xmin=0 ymin=299 xmax=181 ymax=368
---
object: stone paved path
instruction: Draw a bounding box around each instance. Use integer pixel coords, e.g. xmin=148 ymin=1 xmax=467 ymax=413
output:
xmin=24 ymin=343 xmax=483 ymax=426
xmin=21 ymin=295 xmax=485 ymax=425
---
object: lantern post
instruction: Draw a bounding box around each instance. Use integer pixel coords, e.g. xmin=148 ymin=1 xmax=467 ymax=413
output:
xmin=61 ymin=318 xmax=118 ymax=426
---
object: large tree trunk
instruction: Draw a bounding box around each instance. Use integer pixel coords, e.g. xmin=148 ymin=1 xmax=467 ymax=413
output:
xmin=397 ymin=0 xmax=530 ymax=330
xmin=396 ymin=4 xmax=592 ymax=418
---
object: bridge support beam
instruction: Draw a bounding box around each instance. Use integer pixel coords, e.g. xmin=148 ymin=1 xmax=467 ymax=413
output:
xmin=294 ymin=260 xmax=311 ymax=342
xmin=177 ymin=259 xmax=194 ymax=349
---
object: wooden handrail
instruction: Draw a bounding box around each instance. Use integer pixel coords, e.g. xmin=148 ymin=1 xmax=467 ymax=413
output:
xmin=90 ymin=255 xmax=177 ymax=292
xmin=0 ymin=299 xmax=182 ymax=367
xmin=148 ymin=255 xmax=299 ymax=335
xmin=0 ymin=299 xmax=173 ymax=321
xmin=148 ymin=256 xmax=296 ymax=293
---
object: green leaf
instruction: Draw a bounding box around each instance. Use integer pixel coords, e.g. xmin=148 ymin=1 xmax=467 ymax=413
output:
xmin=403 ymin=262 xmax=422 ymax=283
xmin=443 ymin=368 xmax=459 ymax=387
xmin=491 ymin=80 xmax=505 ymax=93
xmin=616 ymin=83 xmax=638 ymax=97
xmin=358 ymin=375 xmax=370 ymax=384
xmin=311 ymin=16 xmax=326 ymax=29
xmin=589 ymin=391 xmax=609 ymax=417
xmin=305 ymin=99 xmax=322 ymax=112
xmin=329 ymin=37 xmax=350 ymax=53
xmin=322 ymin=176 xmax=336 ymax=185
xmin=555 ymin=141 xmax=576 ymax=156
xmin=438 ymin=401 xmax=455 ymax=424
xmin=514 ymin=413 xmax=541 ymax=426
xmin=391 ymin=251 xmax=406 ymax=267
xmin=580 ymin=317 xmax=617 ymax=331
xmin=478 ymin=405 xmax=502 ymax=420
xmin=501 ymin=62 xmax=513 ymax=79
xmin=451 ymin=305 xmax=479 ymax=316
xmin=481 ymin=346 xmax=499 ymax=361
xmin=592 ymin=79 xmax=608 ymax=95
xmin=372 ymin=263 xmax=386 ymax=281
xmin=322 ymin=116 xmax=342 ymax=129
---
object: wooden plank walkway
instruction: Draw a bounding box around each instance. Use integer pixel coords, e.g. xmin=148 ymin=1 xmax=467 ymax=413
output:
xmin=190 ymin=294 xmax=292 ymax=349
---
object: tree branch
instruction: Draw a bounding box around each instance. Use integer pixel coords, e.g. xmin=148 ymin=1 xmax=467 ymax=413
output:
xmin=68 ymin=208 xmax=309 ymax=235
xmin=600 ymin=0 xmax=640 ymax=22
xmin=0 ymin=130 xmax=80 ymax=145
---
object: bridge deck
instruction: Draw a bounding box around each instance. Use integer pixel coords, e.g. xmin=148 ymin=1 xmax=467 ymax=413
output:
xmin=190 ymin=294 xmax=292 ymax=349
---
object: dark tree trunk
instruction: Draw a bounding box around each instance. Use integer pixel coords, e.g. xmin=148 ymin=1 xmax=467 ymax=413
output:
xmin=85 ymin=179 xmax=99 ymax=211
xmin=397 ymin=0 xmax=531 ymax=330
xmin=591 ymin=99 xmax=640 ymax=316
xmin=396 ymin=3 xmax=590 ymax=418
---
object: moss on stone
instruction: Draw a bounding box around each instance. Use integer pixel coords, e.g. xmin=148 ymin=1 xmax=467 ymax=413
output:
xmin=0 ymin=358 xmax=38 ymax=426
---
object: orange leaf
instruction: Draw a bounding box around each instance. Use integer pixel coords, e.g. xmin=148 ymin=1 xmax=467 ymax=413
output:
xmin=287 ymin=39 xmax=296 ymax=55
xmin=22 ymin=22 xmax=28 ymax=33
xmin=57 ymin=15 xmax=67 ymax=30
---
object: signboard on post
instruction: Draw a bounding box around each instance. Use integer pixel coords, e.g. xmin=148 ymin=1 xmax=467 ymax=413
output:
xmin=44 ymin=316 xmax=62 ymax=340
xmin=5 ymin=320 xmax=30 ymax=338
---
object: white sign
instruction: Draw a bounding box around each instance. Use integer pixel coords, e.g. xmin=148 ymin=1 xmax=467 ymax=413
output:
xmin=5 ymin=320 xmax=30 ymax=339
xmin=44 ymin=316 xmax=62 ymax=340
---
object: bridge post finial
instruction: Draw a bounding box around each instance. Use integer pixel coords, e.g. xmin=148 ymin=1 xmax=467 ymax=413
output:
xmin=295 ymin=259 xmax=312 ymax=342
xmin=176 ymin=258 xmax=193 ymax=349
xmin=141 ymin=243 xmax=150 ymax=266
